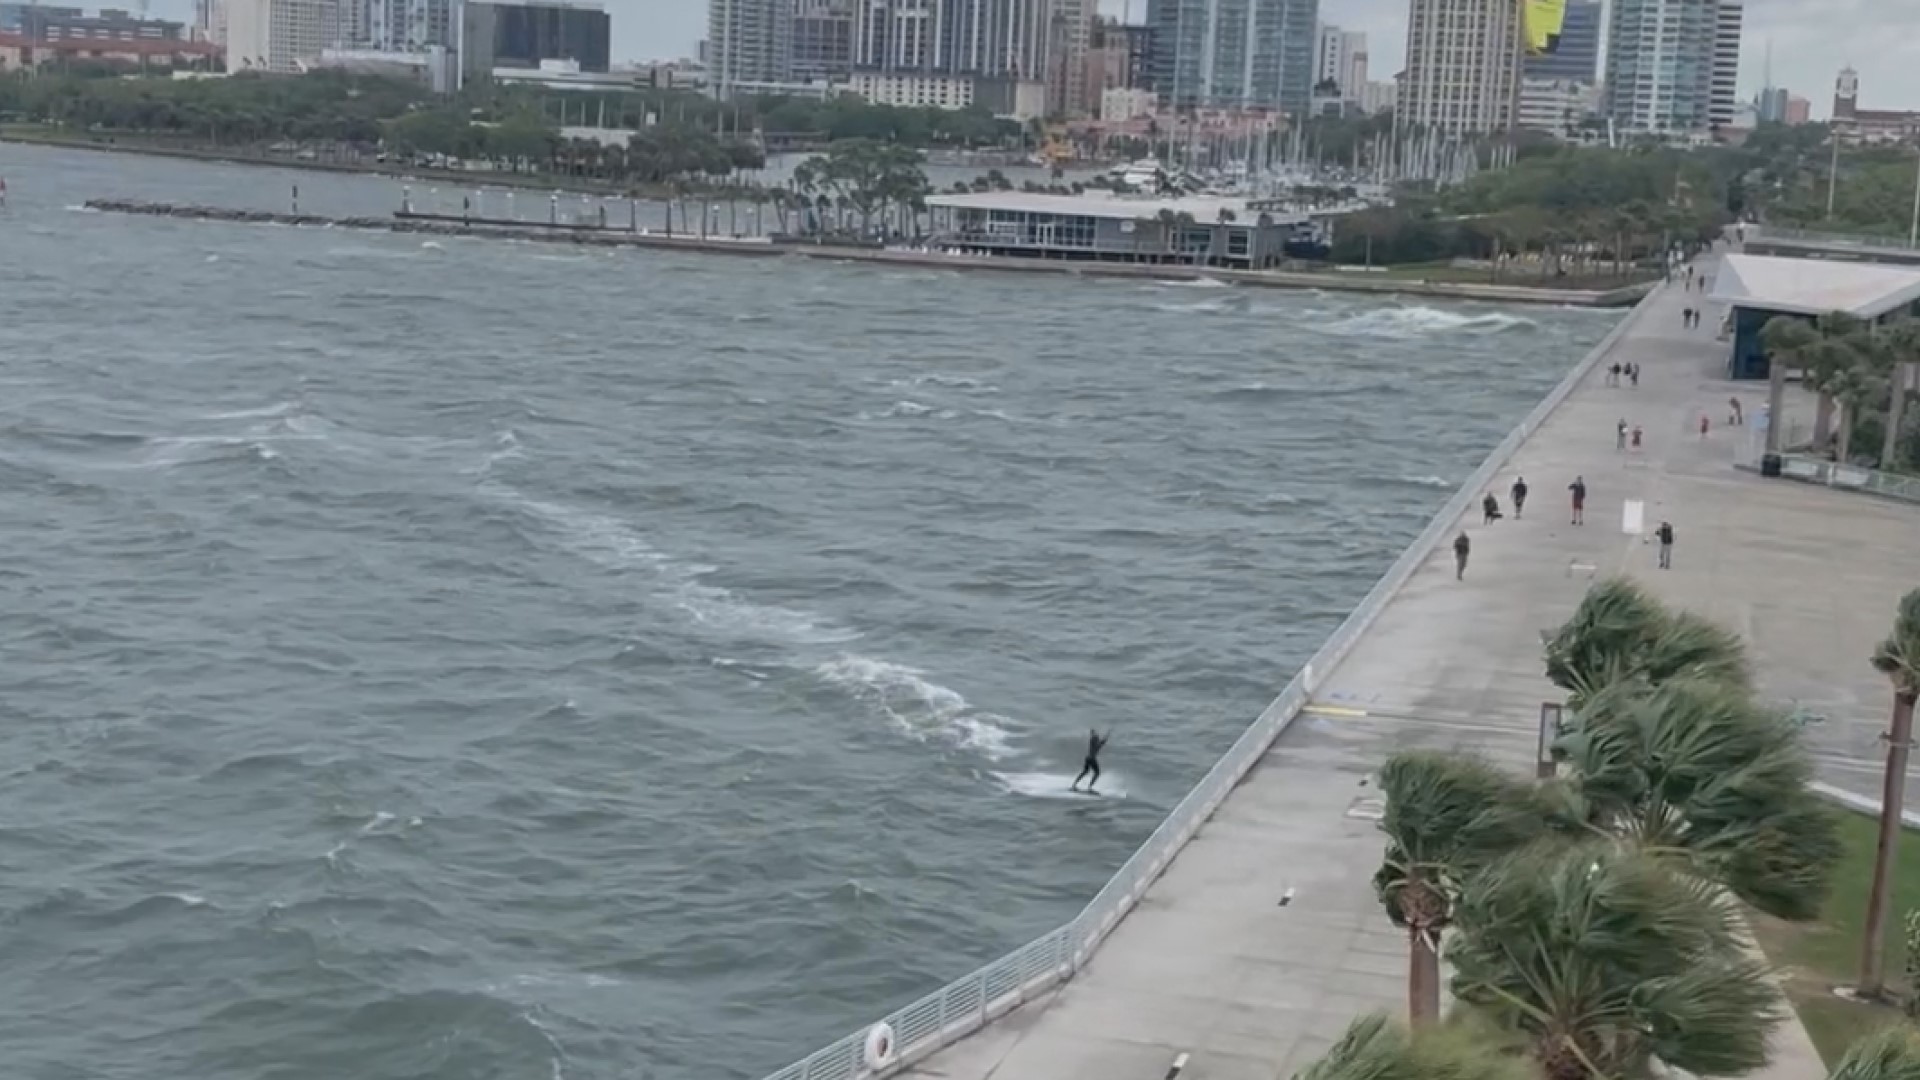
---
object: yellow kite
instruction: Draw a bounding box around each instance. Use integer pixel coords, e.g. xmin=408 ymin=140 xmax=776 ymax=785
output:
xmin=1523 ymin=0 xmax=1566 ymax=54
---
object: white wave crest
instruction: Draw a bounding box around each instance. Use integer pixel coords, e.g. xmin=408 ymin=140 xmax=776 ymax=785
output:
xmin=1326 ymin=306 xmax=1535 ymax=338
xmin=499 ymin=491 xmax=859 ymax=646
xmin=815 ymin=655 xmax=1013 ymax=759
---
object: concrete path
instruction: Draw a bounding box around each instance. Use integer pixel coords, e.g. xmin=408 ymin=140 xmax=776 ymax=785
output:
xmin=903 ymin=263 xmax=1920 ymax=1080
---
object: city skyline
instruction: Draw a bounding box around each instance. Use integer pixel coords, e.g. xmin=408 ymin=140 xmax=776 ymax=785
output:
xmin=138 ymin=0 xmax=1920 ymax=115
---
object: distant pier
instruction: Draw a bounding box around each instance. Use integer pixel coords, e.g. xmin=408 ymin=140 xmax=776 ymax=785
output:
xmin=78 ymin=199 xmax=1651 ymax=307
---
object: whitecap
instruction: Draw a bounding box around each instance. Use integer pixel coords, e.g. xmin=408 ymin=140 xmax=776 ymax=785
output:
xmin=495 ymin=490 xmax=859 ymax=647
xmin=1324 ymin=306 xmax=1536 ymax=339
xmin=993 ymin=769 xmax=1128 ymax=800
xmin=814 ymin=655 xmax=1013 ymax=758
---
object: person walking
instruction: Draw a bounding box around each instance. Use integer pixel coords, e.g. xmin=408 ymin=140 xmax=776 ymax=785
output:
xmin=1628 ymin=363 xmax=1639 ymax=388
xmin=1482 ymin=492 xmax=1502 ymax=524
xmin=1608 ymin=361 xmax=1621 ymax=386
xmin=1569 ymin=476 xmax=1587 ymax=525
xmin=1617 ymin=418 xmax=1628 ymax=450
xmin=1728 ymin=396 xmax=1743 ymax=425
xmin=1510 ymin=476 xmax=1529 ymax=519
xmin=1453 ymin=530 xmax=1471 ymax=580
xmin=1656 ymin=521 xmax=1674 ymax=570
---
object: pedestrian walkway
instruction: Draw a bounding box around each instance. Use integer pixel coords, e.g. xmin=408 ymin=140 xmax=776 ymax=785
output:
xmin=904 ymin=264 xmax=1920 ymax=1080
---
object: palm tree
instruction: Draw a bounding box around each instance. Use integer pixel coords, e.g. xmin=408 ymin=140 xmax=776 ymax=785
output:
xmin=1762 ymin=317 xmax=1820 ymax=454
xmin=1542 ymin=578 xmax=1750 ymax=712
xmin=1859 ymin=588 xmax=1920 ymax=998
xmin=1373 ymin=752 xmax=1545 ymax=1024
xmin=1878 ymin=319 xmax=1920 ymax=470
xmin=1552 ymin=675 xmax=1842 ymax=921
xmin=1293 ymin=1013 xmax=1534 ymax=1080
xmin=1830 ymin=1028 xmax=1920 ymax=1080
xmin=1449 ymin=843 xmax=1784 ymax=1080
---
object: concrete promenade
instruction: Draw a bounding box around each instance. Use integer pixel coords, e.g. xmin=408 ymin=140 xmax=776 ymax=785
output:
xmin=903 ymin=262 xmax=1920 ymax=1080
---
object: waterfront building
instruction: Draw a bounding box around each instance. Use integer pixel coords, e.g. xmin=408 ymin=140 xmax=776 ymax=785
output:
xmin=1833 ymin=68 xmax=1920 ymax=145
xmin=1713 ymin=254 xmax=1920 ymax=380
xmin=1399 ymin=0 xmax=1523 ymax=135
xmin=224 ymin=0 xmax=338 ymax=71
xmin=459 ymin=0 xmax=608 ymax=88
xmin=1517 ymin=77 xmax=1600 ymax=139
xmin=1147 ymin=0 xmax=1318 ymax=116
xmin=845 ymin=71 xmax=1047 ymax=118
xmin=1603 ymin=0 xmax=1738 ymax=138
xmin=788 ymin=0 xmax=850 ymax=83
xmin=707 ymin=0 xmax=790 ymax=98
xmin=1521 ymin=0 xmax=1597 ymax=82
xmin=927 ymin=190 xmax=1312 ymax=268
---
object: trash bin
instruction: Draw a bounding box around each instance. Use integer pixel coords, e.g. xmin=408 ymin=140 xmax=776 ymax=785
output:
xmin=1760 ymin=453 xmax=1783 ymax=478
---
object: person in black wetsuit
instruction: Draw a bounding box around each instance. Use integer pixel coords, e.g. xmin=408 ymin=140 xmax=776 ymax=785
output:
xmin=1070 ymin=729 xmax=1110 ymax=792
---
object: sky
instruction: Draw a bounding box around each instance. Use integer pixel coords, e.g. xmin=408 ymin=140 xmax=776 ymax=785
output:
xmin=146 ymin=0 xmax=1920 ymax=117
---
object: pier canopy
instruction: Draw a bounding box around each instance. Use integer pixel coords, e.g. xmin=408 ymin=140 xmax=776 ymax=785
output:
xmin=1712 ymin=253 xmax=1920 ymax=379
xmin=924 ymin=191 xmax=1315 ymax=269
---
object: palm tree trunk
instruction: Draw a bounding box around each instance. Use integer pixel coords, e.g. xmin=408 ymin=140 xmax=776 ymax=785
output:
xmin=1859 ymin=690 xmax=1916 ymax=998
xmin=1815 ymin=395 xmax=1836 ymax=450
xmin=1837 ymin=403 xmax=1854 ymax=464
xmin=1885 ymin=364 xmax=1910 ymax=469
xmin=1768 ymin=358 xmax=1788 ymax=453
xmin=1409 ymin=925 xmax=1441 ymax=1024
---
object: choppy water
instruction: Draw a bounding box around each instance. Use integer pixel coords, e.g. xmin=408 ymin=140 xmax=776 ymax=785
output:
xmin=0 ymin=143 xmax=1615 ymax=1080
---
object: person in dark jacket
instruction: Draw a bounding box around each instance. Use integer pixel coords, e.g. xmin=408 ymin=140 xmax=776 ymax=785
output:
xmin=1070 ymin=729 xmax=1110 ymax=792
xmin=1510 ymin=477 xmax=1529 ymax=519
xmin=1453 ymin=531 xmax=1471 ymax=580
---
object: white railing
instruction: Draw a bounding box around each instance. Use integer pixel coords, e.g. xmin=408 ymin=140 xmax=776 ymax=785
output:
xmin=754 ymin=287 xmax=1664 ymax=1080
xmin=1778 ymin=454 xmax=1920 ymax=503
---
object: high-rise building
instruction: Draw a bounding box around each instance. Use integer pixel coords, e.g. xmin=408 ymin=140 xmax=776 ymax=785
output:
xmin=1399 ymin=0 xmax=1523 ymax=134
xmin=459 ymin=0 xmax=608 ymax=86
xmin=1709 ymin=1 xmax=1742 ymax=132
xmin=1603 ymin=0 xmax=1730 ymax=136
xmin=1313 ymin=22 xmax=1364 ymax=96
xmin=1047 ymin=0 xmax=1093 ymax=118
xmin=223 ymin=0 xmax=337 ymax=71
xmin=708 ymin=0 xmax=790 ymax=97
xmin=1784 ymin=94 xmax=1809 ymax=125
xmin=1147 ymin=0 xmax=1318 ymax=115
xmin=789 ymin=0 xmax=850 ymax=83
xmin=1756 ymin=85 xmax=1788 ymax=123
xmin=1518 ymin=77 xmax=1600 ymax=137
xmin=1521 ymin=0 xmax=1597 ymax=83
xmin=851 ymin=0 xmax=1051 ymax=83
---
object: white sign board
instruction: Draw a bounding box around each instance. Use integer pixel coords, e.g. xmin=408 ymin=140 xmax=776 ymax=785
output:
xmin=1622 ymin=498 xmax=1645 ymax=536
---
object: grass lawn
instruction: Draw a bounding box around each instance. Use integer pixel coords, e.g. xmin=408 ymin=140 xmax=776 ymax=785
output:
xmin=1752 ymin=811 xmax=1920 ymax=1063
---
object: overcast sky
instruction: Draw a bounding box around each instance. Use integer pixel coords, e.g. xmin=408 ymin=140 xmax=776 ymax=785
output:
xmin=147 ymin=0 xmax=1920 ymax=117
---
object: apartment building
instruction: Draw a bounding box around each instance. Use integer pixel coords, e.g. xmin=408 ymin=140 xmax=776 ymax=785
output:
xmin=1399 ymin=0 xmax=1523 ymax=134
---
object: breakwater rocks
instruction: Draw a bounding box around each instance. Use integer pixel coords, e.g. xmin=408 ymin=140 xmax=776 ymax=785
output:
xmin=79 ymin=200 xmax=1650 ymax=307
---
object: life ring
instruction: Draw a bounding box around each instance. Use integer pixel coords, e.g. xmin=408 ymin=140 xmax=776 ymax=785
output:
xmin=863 ymin=1022 xmax=898 ymax=1070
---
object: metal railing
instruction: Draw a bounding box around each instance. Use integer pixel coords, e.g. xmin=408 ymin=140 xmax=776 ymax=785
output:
xmin=755 ymin=287 xmax=1664 ymax=1080
xmin=1758 ymin=226 xmax=1920 ymax=253
xmin=1778 ymin=454 xmax=1920 ymax=504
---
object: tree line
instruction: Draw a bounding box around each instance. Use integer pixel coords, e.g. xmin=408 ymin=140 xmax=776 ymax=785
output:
xmin=1296 ymin=575 xmax=1920 ymax=1080
xmin=1765 ymin=314 xmax=1920 ymax=472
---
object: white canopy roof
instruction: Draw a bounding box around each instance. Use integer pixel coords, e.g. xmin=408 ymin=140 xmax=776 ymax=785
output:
xmin=1712 ymin=253 xmax=1920 ymax=318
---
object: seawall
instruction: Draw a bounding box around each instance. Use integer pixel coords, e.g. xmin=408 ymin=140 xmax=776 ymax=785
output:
xmin=78 ymin=200 xmax=1650 ymax=308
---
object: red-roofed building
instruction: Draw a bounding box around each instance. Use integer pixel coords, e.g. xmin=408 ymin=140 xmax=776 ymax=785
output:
xmin=0 ymin=28 xmax=219 ymax=69
xmin=1833 ymin=67 xmax=1920 ymax=145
